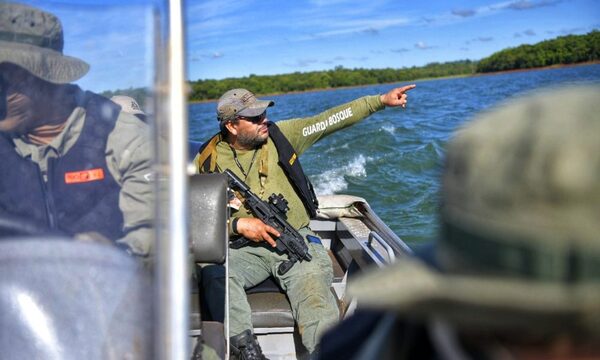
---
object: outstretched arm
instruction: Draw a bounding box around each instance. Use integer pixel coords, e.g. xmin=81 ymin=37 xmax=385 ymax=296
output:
xmin=278 ymin=84 xmax=416 ymax=154
xmin=380 ymin=84 xmax=416 ymax=108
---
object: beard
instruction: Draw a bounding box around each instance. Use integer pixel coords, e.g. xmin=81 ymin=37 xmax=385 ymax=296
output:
xmin=237 ymin=128 xmax=268 ymax=149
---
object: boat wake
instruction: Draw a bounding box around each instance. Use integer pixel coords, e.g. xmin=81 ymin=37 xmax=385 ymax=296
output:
xmin=312 ymin=154 xmax=371 ymax=195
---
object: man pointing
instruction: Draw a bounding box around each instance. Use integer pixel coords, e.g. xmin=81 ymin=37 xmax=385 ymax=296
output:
xmin=196 ymin=84 xmax=415 ymax=359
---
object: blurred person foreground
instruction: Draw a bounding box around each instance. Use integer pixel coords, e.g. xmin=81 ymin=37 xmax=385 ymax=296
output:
xmin=320 ymin=85 xmax=600 ymax=360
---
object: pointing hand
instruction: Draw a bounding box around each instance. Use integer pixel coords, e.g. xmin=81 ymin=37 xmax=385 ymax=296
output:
xmin=380 ymin=84 xmax=416 ymax=108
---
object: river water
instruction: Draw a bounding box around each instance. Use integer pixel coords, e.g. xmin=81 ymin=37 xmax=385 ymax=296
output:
xmin=189 ymin=64 xmax=600 ymax=245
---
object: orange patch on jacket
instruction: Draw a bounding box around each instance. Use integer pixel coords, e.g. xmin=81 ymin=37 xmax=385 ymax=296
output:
xmin=65 ymin=168 xmax=105 ymax=184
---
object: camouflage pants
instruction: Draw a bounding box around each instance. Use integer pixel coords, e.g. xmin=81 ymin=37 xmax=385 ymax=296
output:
xmin=228 ymin=228 xmax=339 ymax=353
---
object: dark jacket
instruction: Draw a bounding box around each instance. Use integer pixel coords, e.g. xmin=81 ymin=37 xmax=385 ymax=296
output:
xmin=0 ymin=91 xmax=124 ymax=240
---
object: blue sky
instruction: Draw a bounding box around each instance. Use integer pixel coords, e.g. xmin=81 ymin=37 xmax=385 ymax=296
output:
xmin=186 ymin=0 xmax=599 ymax=81
xmin=23 ymin=0 xmax=599 ymax=92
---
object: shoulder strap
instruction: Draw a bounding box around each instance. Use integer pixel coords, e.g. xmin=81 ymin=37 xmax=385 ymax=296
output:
xmin=196 ymin=133 xmax=221 ymax=173
xmin=268 ymin=123 xmax=319 ymax=218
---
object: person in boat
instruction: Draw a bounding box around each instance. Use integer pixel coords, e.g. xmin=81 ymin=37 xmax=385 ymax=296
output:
xmin=111 ymin=95 xmax=148 ymax=122
xmin=0 ymin=3 xmax=154 ymax=257
xmin=195 ymin=85 xmax=415 ymax=359
xmin=320 ymin=86 xmax=600 ymax=359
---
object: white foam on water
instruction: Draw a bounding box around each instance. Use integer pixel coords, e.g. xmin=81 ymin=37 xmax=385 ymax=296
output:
xmin=324 ymin=142 xmax=349 ymax=153
xmin=313 ymin=154 xmax=370 ymax=195
xmin=382 ymin=124 xmax=395 ymax=135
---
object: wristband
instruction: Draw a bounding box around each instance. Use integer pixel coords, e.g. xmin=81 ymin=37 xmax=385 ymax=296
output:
xmin=232 ymin=217 xmax=240 ymax=234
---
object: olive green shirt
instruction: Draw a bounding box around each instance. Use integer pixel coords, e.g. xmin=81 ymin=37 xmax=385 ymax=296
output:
xmin=13 ymin=104 xmax=154 ymax=256
xmin=206 ymin=95 xmax=384 ymax=230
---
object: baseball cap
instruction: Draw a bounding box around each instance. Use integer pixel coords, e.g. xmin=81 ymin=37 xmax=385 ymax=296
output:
xmin=216 ymin=88 xmax=274 ymax=122
xmin=111 ymin=95 xmax=145 ymax=116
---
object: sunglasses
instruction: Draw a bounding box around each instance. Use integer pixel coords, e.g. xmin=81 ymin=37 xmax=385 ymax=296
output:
xmin=237 ymin=111 xmax=266 ymax=124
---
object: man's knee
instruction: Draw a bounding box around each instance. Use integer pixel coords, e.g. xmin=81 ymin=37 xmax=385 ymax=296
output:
xmin=307 ymin=243 xmax=334 ymax=274
xmin=288 ymin=274 xmax=336 ymax=317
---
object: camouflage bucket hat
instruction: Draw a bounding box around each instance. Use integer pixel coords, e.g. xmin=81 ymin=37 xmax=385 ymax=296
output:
xmin=350 ymin=86 xmax=600 ymax=336
xmin=217 ymin=88 xmax=274 ymax=122
xmin=0 ymin=3 xmax=89 ymax=83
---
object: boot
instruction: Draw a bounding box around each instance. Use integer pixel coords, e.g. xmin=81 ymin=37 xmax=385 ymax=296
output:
xmin=230 ymin=329 xmax=268 ymax=360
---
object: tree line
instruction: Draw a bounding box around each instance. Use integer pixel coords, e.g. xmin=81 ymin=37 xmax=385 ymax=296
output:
xmin=188 ymin=60 xmax=477 ymax=101
xmin=476 ymin=30 xmax=599 ymax=72
xmin=102 ymin=31 xmax=598 ymax=103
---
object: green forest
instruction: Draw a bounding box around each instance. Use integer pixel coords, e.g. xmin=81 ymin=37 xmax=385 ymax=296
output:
xmin=188 ymin=60 xmax=477 ymax=101
xmin=476 ymin=30 xmax=599 ymax=72
xmin=103 ymin=31 xmax=598 ymax=102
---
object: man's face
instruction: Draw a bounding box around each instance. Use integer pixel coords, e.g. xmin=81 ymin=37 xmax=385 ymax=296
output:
xmin=231 ymin=111 xmax=269 ymax=149
xmin=0 ymin=64 xmax=39 ymax=134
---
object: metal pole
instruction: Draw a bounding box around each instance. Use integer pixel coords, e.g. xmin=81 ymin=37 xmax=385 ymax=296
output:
xmin=158 ymin=0 xmax=189 ymax=358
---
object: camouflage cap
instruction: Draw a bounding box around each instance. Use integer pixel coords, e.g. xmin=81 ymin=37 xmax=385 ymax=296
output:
xmin=350 ymin=86 xmax=600 ymax=336
xmin=440 ymin=85 xmax=600 ymax=275
xmin=216 ymin=88 xmax=274 ymax=122
xmin=0 ymin=3 xmax=89 ymax=83
xmin=111 ymin=95 xmax=145 ymax=116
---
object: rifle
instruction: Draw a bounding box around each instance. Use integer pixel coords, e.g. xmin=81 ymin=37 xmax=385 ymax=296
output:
xmin=224 ymin=169 xmax=312 ymax=275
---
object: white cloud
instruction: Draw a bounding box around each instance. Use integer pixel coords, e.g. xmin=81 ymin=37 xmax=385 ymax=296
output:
xmin=415 ymin=41 xmax=435 ymax=50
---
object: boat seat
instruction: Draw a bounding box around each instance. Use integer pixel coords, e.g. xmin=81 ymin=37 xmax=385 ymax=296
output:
xmin=249 ymin=292 xmax=295 ymax=328
xmin=0 ymin=239 xmax=153 ymax=359
xmin=246 ymin=276 xmax=285 ymax=295
xmin=189 ymin=173 xmax=228 ymax=264
xmin=188 ymin=173 xmax=228 ymax=359
xmin=189 ymin=173 xmax=228 ymax=327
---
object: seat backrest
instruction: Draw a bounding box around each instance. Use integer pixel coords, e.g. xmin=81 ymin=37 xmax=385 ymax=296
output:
xmin=189 ymin=173 xmax=228 ymax=264
xmin=0 ymin=238 xmax=153 ymax=360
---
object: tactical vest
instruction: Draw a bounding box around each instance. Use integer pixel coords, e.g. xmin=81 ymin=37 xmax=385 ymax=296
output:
xmin=196 ymin=122 xmax=319 ymax=218
xmin=0 ymin=91 xmax=125 ymax=241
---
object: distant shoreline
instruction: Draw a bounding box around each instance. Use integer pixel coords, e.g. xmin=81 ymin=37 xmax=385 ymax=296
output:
xmin=471 ymin=60 xmax=599 ymax=77
xmin=188 ymin=61 xmax=599 ymax=104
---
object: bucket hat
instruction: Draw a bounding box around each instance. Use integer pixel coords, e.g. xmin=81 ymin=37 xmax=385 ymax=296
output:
xmin=349 ymin=86 xmax=600 ymax=336
xmin=217 ymin=88 xmax=274 ymax=122
xmin=0 ymin=2 xmax=89 ymax=83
